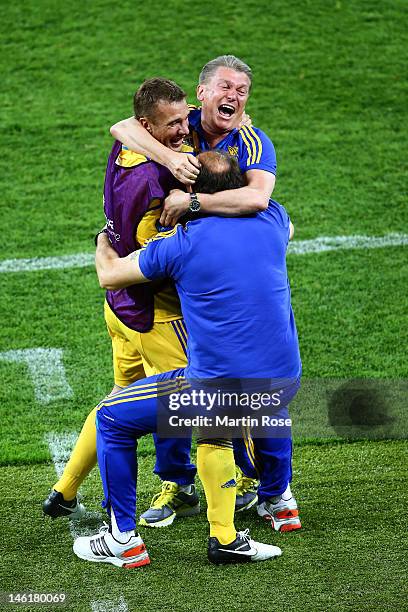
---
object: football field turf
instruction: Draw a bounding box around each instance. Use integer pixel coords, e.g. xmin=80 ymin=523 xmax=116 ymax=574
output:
xmin=1 ymin=1 xmax=407 ymax=610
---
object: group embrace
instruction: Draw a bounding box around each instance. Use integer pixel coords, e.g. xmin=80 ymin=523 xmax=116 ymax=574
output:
xmin=43 ymin=55 xmax=302 ymax=568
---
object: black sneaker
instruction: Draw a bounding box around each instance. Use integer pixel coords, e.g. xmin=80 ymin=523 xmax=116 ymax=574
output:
xmin=208 ymin=529 xmax=282 ymax=564
xmin=43 ymin=490 xmax=86 ymax=520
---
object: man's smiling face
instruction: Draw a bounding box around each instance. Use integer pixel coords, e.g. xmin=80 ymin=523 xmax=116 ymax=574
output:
xmin=143 ymin=99 xmax=190 ymax=151
xmin=197 ymin=67 xmax=251 ymax=135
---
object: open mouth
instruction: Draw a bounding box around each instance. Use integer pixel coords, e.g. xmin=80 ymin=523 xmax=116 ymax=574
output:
xmin=171 ymin=137 xmax=184 ymax=148
xmin=218 ymin=104 xmax=235 ymax=118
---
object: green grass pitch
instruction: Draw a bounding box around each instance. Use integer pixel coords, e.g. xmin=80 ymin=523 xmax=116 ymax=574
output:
xmin=1 ymin=1 xmax=407 ymax=610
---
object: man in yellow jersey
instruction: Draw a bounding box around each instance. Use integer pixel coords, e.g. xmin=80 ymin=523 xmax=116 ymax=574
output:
xmin=43 ymin=79 xmax=200 ymax=528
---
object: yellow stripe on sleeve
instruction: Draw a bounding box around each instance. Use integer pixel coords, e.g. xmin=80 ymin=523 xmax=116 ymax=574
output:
xmin=241 ymin=126 xmax=259 ymax=166
xmin=239 ymin=127 xmax=256 ymax=166
xmin=247 ymin=126 xmax=263 ymax=164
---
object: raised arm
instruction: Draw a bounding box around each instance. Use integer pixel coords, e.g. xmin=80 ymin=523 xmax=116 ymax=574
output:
xmin=95 ymin=232 xmax=149 ymax=290
xmin=110 ymin=117 xmax=200 ymax=184
xmin=160 ymin=168 xmax=275 ymax=226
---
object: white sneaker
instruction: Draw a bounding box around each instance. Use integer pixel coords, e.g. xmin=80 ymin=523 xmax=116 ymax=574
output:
xmin=73 ymin=524 xmax=150 ymax=568
xmin=257 ymin=485 xmax=301 ymax=532
xmin=208 ymin=528 xmax=282 ymax=564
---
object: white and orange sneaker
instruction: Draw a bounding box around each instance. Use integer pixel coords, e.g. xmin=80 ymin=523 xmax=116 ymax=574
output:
xmin=73 ymin=524 xmax=150 ymax=568
xmin=257 ymin=485 xmax=301 ymax=532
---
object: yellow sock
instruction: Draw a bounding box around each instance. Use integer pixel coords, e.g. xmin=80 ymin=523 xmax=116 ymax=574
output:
xmin=197 ymin=442 xmax=236 ymax=545
xmin=54 ymin=407 xmax=97 ymax=500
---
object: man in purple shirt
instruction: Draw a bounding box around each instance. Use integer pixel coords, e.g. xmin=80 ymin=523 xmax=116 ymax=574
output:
xmin=43 ymin=79 xmax=200 ymax=528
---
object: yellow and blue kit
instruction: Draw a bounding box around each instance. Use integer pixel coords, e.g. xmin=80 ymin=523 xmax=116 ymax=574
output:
xmin=187 ymin=107 xmax=277 ymax=175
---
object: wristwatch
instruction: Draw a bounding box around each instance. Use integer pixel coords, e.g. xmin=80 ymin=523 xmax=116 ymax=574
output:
xmin=189 ymin=192 xmax=201 ymax=213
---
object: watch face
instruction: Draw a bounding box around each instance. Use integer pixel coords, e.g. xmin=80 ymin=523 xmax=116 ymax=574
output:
xmin=189 ymin=198 xmax=201 ymax=212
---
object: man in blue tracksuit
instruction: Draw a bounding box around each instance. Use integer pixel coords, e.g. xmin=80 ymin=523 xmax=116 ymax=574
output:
xmin=73 ymin=150 xmax=301 ymax=567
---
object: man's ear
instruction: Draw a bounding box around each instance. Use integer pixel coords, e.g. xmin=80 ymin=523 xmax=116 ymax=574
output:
xmin=196 ymin=84 xmax=205 ymax=102
xmin=139 ymin=117 xmax=153 ymax=133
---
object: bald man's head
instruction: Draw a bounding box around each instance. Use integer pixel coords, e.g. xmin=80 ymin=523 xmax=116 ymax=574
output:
xmin=194 ymin=150 xmax=244 ymax=194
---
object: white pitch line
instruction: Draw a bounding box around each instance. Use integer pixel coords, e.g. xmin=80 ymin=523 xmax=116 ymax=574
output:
xmin=0 ymin=253 xmax=94 ymax=273
xmin=91 ymin=596 xmax=128 ymax=612
xmin=288 ymin=232 xmax=408 ymax=255
xmin=1 ymin=233 xmax=407 ymax=273
xmin=0 ymin=348 xmax=73 ymax=404
xmin=45 ymin=431 xmax=79 ymax=477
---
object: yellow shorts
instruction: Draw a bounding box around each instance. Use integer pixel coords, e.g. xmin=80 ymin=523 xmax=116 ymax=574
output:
xmin=104 ymin=301 xmax=188 ymax=387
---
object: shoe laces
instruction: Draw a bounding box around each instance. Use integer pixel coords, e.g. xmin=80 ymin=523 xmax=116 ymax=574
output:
xmin=88 ymin=522 xmax=110 ymax=544
xmin=98 ymin=522 xmax=110 ymax=535
xmin=236 ymin=473 xmax=258 ymax=496
xmin=150 ymin=481 xmax=179 ymax=509
xmin=236 ymin=528 xmax=252 ymax=544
